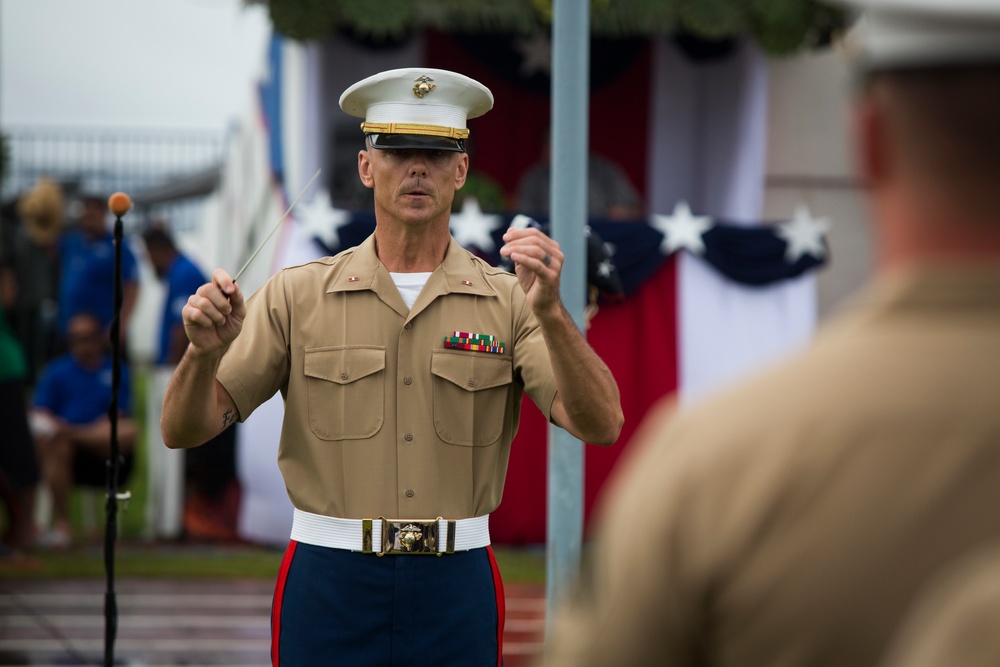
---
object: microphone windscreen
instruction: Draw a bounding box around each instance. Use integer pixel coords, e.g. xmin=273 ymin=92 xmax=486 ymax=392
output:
xmin=108 ymin=192 xmax=132 ymax=218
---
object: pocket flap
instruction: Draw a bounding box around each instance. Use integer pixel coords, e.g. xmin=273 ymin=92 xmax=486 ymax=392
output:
xmin=304 ymin=346 xmax=385 ymax=385
xmin=431 ymin=350 xmax=512 ymax=392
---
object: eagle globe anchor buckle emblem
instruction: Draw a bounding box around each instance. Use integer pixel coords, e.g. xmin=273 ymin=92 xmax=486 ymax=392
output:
xmin=398 ymin=524 xmax=424 ymax=551
xmin=363 ymin=517 xmax=446 ymax=555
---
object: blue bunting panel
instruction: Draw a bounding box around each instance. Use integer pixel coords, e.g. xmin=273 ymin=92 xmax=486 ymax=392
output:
xmin=305 ymin=206 xmax=828 ymax=299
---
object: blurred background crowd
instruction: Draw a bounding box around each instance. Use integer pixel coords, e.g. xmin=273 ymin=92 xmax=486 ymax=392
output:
xmin=1 ymin=0 xmax=859 ymax=557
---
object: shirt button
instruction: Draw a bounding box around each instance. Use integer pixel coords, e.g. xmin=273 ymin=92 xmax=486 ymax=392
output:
xmin=468 ymin=378 xmax=477 ymax=387
xmin=405 ymin=489 xmax=414 ymax=498
xmin=403 ymin=376 xmax=412 ymax=385
xmin=340 ymin=371 xmax=349 ymax=380
xmin=404 ymin=433 xmax=413 ymax=442
xmin=404 ymin=322 xmax=413 ymax=330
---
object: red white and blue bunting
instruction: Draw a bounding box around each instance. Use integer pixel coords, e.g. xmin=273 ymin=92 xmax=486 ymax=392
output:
xmin=296 ymin=193 xmax=829 ymax=297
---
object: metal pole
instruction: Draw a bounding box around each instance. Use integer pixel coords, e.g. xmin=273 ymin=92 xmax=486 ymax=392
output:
xmin=104 ymin=211 xmax=124 ymax=667
xmin=545 ymin=0 xmax=590 ymax=635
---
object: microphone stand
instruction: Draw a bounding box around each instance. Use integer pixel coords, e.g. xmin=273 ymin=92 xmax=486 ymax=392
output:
xmin=104 ymin=204 xmax=127 ymax=667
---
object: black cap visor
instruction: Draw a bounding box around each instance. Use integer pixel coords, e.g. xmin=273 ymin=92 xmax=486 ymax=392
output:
xmin=367 ymin=133 xmax=465 ymax=152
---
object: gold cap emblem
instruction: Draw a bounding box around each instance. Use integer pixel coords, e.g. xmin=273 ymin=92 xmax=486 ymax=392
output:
xmin=412 ymin=75 xmax=436 ymax=98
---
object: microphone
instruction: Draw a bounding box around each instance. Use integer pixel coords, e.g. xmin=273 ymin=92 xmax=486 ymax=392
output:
xmin=103 ymin=188 xmax=131 ymax=666
xmin=108 ymin=192 xmax=132 ymax=218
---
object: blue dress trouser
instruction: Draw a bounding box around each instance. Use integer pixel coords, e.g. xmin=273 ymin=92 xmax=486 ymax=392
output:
xmin=272 ymin=541 xmax=505 ymax=666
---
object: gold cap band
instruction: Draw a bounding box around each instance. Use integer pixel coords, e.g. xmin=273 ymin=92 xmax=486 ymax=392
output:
xmin=360 ymin=121 xmax=470 ymax=140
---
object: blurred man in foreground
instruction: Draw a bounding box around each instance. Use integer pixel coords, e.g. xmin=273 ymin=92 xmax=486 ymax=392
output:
xmin=542 ymin=2 xmax=1000 ymax=666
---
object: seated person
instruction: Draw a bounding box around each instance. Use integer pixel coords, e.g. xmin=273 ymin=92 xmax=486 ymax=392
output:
xmin=31 ymin=312 xmax=135 ymax=547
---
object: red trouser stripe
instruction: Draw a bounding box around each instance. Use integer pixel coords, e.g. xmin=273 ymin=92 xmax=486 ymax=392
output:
xmin=486 ymin=545 xmax=506 ymax=667
xmin=271 ymin=540 xmax=298 ymax=667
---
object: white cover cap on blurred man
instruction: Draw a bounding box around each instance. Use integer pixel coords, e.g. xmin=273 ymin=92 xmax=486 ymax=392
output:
xmin=838 ymin=0 xmax=1000 ymax=69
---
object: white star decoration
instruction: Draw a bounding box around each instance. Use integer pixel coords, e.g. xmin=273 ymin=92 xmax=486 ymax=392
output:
xmin=777 ymin=205 xmax=829 ymax=262
xmin=450 ymin=197 xmax=502 ymax=252
xmin=650 ymin=201 xmax=714 ymax=256
xmin=514 ymin=33 xmax=552 ymax=77
xmin=596 ymin=258 xmax=614 ymax=279
xmin=296 ymin=188 xmax=351 ymax=250
xmin=584 ymin=226 xmax=617 ymax=279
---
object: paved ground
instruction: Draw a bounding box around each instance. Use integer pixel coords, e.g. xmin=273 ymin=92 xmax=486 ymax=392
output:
xmin=0 ymin=578 xmax=545 ymax=666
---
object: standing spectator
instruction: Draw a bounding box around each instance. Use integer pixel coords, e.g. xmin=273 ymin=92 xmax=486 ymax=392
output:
xmin=143 ymin=226 xmax=209 ymax=366
xmin=541 ymin=2 xmax=1000 ymax=666
xmin=450 ymin=134 xmax=506 ymax=214
xmin=32 ymin=312 xmax=136 ymax=548
xmin=57 ymin=194 xmax=139 ymax=347
xmin=0 ymin=260 xmax=39 ymax=556
xmin=515 ymin=128 xmax=642 ymax=220
xmin=143 ymin=225 xmax=239 ymax=541
xmin=9 ymin=178 xmax=62 ymax=381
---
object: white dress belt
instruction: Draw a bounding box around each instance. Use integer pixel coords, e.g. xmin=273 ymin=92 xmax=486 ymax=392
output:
xmin=291 ymin=508 xmax=491 ymax=554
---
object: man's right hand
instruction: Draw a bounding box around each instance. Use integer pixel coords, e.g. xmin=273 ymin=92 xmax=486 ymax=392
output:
xmin=182 ymin=268 xmax=246 ymax=356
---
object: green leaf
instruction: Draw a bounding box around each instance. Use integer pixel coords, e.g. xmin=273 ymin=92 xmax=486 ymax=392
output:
xmin=340 ymin=0 xmax=416 ymax=40
xmin=265 ymin=0 xmax=339 ymax=41
xmin=678 ymin=0 xmax=743 ymax=39
xmin=750 ymin=0 xmax=839 ymax=55
xmin=254 ymin=0 xmax=847 ymax=56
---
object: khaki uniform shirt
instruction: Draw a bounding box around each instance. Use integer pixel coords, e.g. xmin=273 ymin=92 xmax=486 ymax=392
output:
xmin=543 ymin=266 xmax=1000 ymax=667
xmin=218 ymin=234 xmax=557 ymax=520
xmin=880 ymin=545 xmax=1000 ymax=667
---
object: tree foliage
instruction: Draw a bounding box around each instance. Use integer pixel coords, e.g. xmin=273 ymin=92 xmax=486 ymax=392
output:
xmin=246 ymin=0 xmax=849 ymax=56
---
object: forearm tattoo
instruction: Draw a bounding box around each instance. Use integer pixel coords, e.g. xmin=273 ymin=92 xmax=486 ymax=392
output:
xmin=222 ymin=408 xmax=236 ymax=431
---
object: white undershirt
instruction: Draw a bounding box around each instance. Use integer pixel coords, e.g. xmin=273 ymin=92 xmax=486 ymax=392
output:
xmin=390 ymin=272 xmax=432 ymax=310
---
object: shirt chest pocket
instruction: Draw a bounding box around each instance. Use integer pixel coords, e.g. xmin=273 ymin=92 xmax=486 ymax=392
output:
xmin=431 ymin=350 xmax=513 ymax=447
xmin=303 ymin=346 xmax=385 ymax=441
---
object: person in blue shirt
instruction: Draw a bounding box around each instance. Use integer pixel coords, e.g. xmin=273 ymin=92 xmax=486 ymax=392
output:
xmin=142 ymin=226 xmax=208 ymax=366
xmin=143 ymin=225 xmax=239 ymax=541
xmin=57 ymin=195 xmax=139 ymax=345
xmin=32 ymin=312 xmax=136 ymax=547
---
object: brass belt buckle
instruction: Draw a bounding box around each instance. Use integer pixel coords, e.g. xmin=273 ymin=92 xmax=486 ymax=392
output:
xmin=362 ymin=517 xmax=456 ymax=556
xmin=385 ymin=517 xmax=440 ymax=555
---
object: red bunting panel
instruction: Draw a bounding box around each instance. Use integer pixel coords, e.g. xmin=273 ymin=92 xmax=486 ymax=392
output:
xmin=489 ymin=259 xmax=678 ymax=543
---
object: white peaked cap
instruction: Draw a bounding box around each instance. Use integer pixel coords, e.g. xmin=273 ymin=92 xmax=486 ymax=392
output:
xmin=839 ymin=0 xmax=1000 ymax=69
xmin=339 ymin=68 xmax=494 ymax=151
